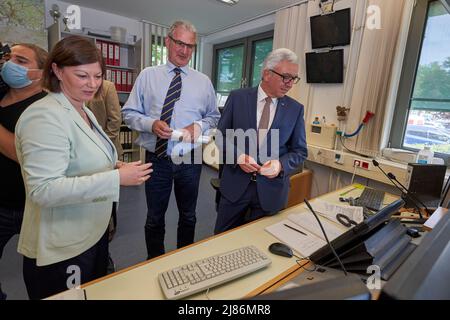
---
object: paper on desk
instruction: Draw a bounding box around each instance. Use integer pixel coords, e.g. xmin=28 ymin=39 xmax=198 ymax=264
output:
xmin=312 ymin=199 xmax=364 ymax=225
xmin=265 ymin=220 xmax=327 ymax=258
xmin=287 ymin=210 xmax=347 ymax=241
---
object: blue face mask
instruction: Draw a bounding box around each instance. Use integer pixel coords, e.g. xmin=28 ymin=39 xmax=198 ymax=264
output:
xmin=0 ymin=60 xmax=33 ymax=88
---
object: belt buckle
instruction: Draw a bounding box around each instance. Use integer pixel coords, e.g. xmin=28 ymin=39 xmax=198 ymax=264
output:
xmin=250 ymin=173 xmax=257 ymax=182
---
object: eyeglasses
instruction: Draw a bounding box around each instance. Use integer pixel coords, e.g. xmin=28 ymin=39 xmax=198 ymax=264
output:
xmin=269 ymin=69 xmax=300 ymax=84
xmin=168 ymin=35 xmax=196 ymax=51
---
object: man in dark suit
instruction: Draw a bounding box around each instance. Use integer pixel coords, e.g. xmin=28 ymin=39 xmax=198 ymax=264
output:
xmin=214 ymin=48 xmax=308 ymax=234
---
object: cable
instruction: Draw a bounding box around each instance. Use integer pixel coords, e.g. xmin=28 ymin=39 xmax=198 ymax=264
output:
xmin=387 ymin=172 xmax=429 ymax=219
xmin=351 ymin=161 xmax=358 ymax=185
xmin=294 ymin=256 xmax=317 ymax=272
xmin=304 ymin=199 xmax=348 ymax=276
xmin=339 ymin=135 xmax=370 ymax=158
xmin=372 ymin=160 xmax=424 ymax=220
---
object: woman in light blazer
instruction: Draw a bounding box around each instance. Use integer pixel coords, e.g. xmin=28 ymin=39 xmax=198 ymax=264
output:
xmin=15 ymin=35 xmax=152 ymax=300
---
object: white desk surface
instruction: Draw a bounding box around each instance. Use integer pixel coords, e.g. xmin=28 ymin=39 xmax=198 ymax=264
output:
xmin=76 ymin=185 xmax=397 ymax=300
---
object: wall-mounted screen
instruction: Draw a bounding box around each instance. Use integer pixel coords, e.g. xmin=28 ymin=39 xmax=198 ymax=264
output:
xmin=305 ymin=49 xmax=344 ymax=84
xmin=310 ymin=8 xmax=351 ymax=49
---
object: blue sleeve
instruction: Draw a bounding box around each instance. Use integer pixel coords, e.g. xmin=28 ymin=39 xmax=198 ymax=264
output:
xmin=121 ymin=70 xmax=157 ymax=133
xmin=199 ymin=80 xmax=220 ymax=133
xmin=279 ymin=104 xmax=308 ymax=176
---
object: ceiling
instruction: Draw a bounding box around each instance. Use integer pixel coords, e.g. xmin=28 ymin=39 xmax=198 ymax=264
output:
xmin=66 ymin=0 xmax=301 ymax=35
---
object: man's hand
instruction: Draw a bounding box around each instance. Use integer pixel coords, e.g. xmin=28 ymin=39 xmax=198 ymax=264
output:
xmin=237 ymin=154 xmax=261 ymax=174
xmin=115 ymin=161 xmax=125 ymax=169
xmin=182 ymin=123 xmax=202 ymax=143
xmin=259 ymin=160 xmax=282 ymax=179
xmin=152 ymin=120 xmax=172 ymax=139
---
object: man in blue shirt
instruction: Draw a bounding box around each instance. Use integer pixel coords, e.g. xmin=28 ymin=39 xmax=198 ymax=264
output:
xmin=122 ymin=20 xmax=220 ymax=259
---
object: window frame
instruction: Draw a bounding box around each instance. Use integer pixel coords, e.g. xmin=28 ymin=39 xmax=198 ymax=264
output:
xmin=389 ymin=0 xmax=450 ymax=164
xmin=212 ymin=31 xmax=273 ymax=94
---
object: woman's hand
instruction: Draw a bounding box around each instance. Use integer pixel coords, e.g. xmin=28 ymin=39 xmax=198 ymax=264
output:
xmin=118 ymin=161 xmax=153 ymax=186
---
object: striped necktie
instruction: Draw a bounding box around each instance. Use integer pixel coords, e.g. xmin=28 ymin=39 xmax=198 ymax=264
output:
xmin=155 ymin=67 xmax=182 ymax=157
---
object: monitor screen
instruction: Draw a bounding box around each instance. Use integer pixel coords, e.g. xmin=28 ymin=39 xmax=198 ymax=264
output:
xmin=310 ymin=199 xmax=405 ymax=264
xmin=305 ymin=49 xmax=344 ymax=84
xmin=310 ymin=8 xmax=351 ymax=49
xmin=439 ymin=176 xmax=450 ymax=208
xmin=380 ymin=213 xmax=450 ymax=299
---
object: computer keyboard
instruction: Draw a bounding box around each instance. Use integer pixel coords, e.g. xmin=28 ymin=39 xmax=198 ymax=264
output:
xmin=355 ymin=188 xmax=385 ymax=211
xmin=158 ymin=245 xmax=271 ymax=300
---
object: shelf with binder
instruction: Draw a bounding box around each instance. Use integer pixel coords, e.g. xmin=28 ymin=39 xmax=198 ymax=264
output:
xmin=119 ymin=124 xmax=141 ymax=163
xmin=48 ymin=25 xmax=141 ymax=94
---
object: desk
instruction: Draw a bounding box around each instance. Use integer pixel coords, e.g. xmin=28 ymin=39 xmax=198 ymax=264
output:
xmin=59 ymin=185 xmax=398 ymax=300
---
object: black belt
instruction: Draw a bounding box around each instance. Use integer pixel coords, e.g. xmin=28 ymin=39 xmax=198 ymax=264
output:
xmin=250 ymin=173 xmax=257 ymax=182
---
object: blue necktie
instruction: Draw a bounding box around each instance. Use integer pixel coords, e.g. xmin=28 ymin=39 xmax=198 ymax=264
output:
xmin=155 ymin=67 xmax=182 ymax=157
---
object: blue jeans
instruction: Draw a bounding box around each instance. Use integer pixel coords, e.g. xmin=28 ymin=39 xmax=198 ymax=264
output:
xmin=144 ymin=152 xmax=202 ymax=259
xmin=0 ymin=206 xmax=24 ymax=300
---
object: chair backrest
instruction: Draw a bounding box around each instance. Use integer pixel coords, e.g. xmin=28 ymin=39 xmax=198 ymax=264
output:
xmin=286 ymin=169 xmax=312 ymax=208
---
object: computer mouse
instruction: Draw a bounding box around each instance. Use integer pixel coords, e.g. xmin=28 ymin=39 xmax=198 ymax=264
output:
xmin=268 ymin=242 xmax=293 ymax=258
xmin=406 ymin=227 xmax=421 ymax=238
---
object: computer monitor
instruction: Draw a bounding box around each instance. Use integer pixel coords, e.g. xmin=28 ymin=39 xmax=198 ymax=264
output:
xmin=310 ymin=199 xmax=405 ymax=264
xmin=439 ymin=176 xmax=450 ymax=208
xmin=405 ymin=163 xmax=446 ymax=209
xmin=305 ymin=49 xmax=344 ymax=84
xmin=440 ymin=0 xmax=450 ymax=13
xmin=379 ymin=213 xmax=450 ymax=299
xmin=310 ymin=8 xmax=351 ymax=49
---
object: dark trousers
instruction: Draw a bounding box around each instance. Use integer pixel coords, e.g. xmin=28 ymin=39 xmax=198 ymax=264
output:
xmin=23 ymin=231 xmax=109 ymax=300
xmin=214 ymin=182 xmax=272 ymax=234
xmin=144 ymin=151 xmax=202 ymax=259
xmin=0 ymin=206 xmax=24 ymax=300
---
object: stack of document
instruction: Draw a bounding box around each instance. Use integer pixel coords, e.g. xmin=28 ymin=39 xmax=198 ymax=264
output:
xmin=265 ymin=200 xmax=364 ymax=258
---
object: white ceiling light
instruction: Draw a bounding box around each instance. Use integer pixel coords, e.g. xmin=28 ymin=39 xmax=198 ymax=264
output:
xmin=217 ymin=0 xmax=239 ymax=5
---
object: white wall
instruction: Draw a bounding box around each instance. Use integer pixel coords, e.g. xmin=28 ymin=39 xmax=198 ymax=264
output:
xmin=45 ymin=0 xmax=142 ymax=43
xmin=200 ymin=0 xmax=357 ymax=124
xmin=200 ymin=14 xmax=275 ymax=79
xmin=307 ymin=161 xmax=400 ymax=198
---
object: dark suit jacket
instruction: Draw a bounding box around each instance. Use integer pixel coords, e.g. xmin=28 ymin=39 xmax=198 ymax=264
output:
xmin=216 ymin=87 xmax=307 ymax=213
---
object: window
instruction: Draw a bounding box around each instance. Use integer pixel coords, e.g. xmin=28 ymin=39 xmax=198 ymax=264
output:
xmin=390 ymin=0 xmax=450 ymax=163
xmin=212 ymin=31 xmax=273 ymax=107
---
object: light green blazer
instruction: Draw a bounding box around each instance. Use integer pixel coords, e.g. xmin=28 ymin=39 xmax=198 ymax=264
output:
xmin=15 ymin=92 xmax=120 ymax=266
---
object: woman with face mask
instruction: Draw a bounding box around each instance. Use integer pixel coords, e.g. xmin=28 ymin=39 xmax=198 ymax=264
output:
xmin=0 ymin=43 xmax=48 ymax=300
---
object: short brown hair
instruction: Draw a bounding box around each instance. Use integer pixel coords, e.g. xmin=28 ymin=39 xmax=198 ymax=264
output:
xmin=11 ymin=43 xmax=48 ymax=69
xmin=42 ymin=35 xmax=105 ymax=96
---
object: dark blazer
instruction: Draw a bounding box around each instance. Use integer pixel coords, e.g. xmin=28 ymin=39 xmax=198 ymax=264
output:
xmin=216 ymin=87 xmax=308 ymax=213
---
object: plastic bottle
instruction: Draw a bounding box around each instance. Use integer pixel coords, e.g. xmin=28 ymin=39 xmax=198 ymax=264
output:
xmin=416 ymin=146 xmax=434 ymax=164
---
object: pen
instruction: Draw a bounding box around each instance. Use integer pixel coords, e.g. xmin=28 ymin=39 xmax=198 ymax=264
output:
xmin=283 ymin=223 xmax=307 ymax=236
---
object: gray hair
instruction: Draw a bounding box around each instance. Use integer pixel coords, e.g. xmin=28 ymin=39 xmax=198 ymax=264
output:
xmin=168 ymin=20 xmax=197 ymax=43
xmin=262 ymin=48 xmax=298 ymax=71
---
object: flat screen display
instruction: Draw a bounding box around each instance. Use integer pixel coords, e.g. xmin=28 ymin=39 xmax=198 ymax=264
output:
xmin=310 ymin=8 xmax=351 ymax=49
xmin=305 ymin=49 xmax=344 ymax=84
